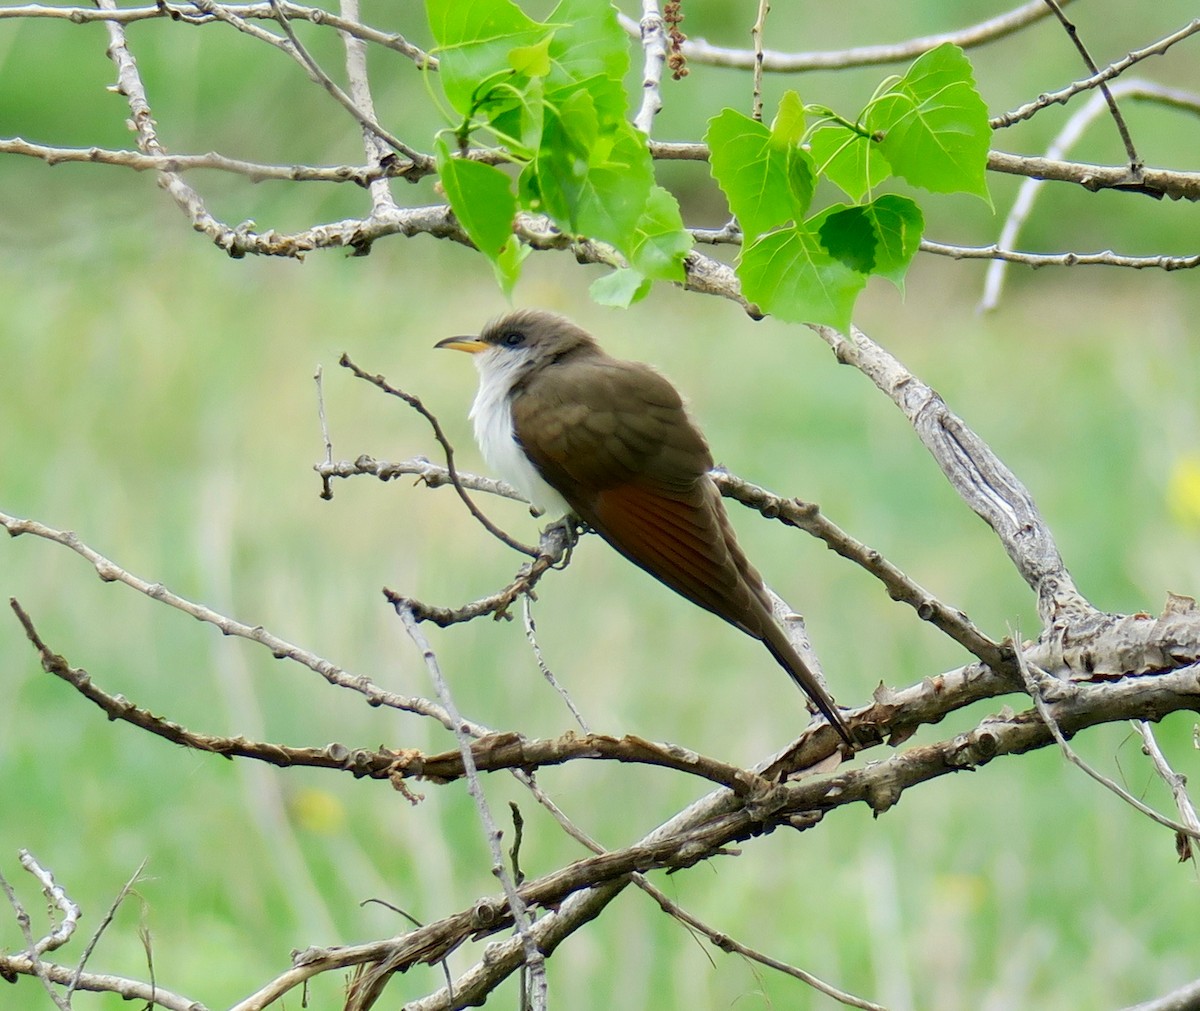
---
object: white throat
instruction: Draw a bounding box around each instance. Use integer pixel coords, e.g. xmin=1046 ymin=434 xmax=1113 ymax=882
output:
xmin=469 ymin=348 xmax=571 ymax=518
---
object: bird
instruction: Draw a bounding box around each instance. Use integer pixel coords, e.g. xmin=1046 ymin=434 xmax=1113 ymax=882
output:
xmin=435 ymin=309 xmax=853 ymax=746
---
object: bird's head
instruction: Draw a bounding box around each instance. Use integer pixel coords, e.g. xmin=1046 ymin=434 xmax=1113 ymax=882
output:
xmin=435 ymin=309 xmax=597 ymax=379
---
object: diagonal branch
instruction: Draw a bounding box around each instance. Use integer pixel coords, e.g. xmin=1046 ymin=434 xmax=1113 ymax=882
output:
xmin=1038 ymin=0 xmax=1141 ymax=169
xmin=0 ymin=510 xmax=463 ymax=730
xmin=620 ymin=0 xmax=1074 ymax=72
xmin=714 ymin=471 xmax=1011 ymax=671
xmin=338 ymin=353 xmax=538 ymax=556
xmin=809 ymin=324 xmax=1092 ymax=625
xmin=993 ymin=19 xmax=1200 ymax=128
xmin=2 ymin=2 xmax=434 ymax=65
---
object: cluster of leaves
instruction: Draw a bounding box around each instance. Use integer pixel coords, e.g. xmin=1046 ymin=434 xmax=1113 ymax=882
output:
xmin=428 ymin=0 xmax=690 ymax=304
xmin=428 ymin=0 xmax=991 ymax=327
xmin=708 ymin=44 xmax=990 ymax=329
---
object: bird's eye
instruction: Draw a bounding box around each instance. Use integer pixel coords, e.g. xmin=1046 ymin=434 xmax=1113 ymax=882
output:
xmin=501 ymin=330 xmax=526 ymax=347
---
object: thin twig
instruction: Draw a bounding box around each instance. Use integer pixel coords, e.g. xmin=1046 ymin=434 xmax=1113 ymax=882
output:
xmin=394 ymin=606 xmax=549 ymax=1011
xmin=523 ymin=596 xmax=591 ymax=732
xmin=1039 ymin=0 xmax=1140 ymax=169
xmin=925 ymin=238 xmax=1200 ymax=274
xmin=2 ymin=2 xmax=434 ymax=65
xmin=339 ymin=0 xmax=398 ymax=215
xmin=16 ymin=850 xmax=80 ymax=956
xmin=316 ymin=455 xmax=525 ymax=502
xmin=67 ymin=860 xmax=148 ymax=1001
xmin=637 ymin=879 xmax=886 ymax=1010
xmin=0 ymin=517 xmax=463 ymax=729
xmin=0 ymin=855 xmax=70 ymax=1011
xmin=338 ymin=353 xmax=537 ymax=556
xmin=0 ymin=137 xmax=422 ymax=184
xmin=1134 ymin=721 xmax=1200 ymax=858
xmin=982 ymin=81 xmax=1200 ymax=310
xmin=266 ymin=0 xmax=431 ymax=171
xmin=619 ymin=0 xmax=1075 ymax=72
xmin=714 ymin=471 xmax=1011 ymax=672
xmin=314 ymin=366 xmax=334 ymax=498
xmin=93 ymin=0 xmax=232 ymax=250
xmin=993 ymin=19 xmax=1200 ymax=128
xmin=384 ymin=521 xmax=573 ymax=626
xmin=8 ymin=599 xmax=434 ymax=783
xmin=750 ymin=0 xmax=769 ymax=122
xmin=1014 ymin=646 xmax=1200 ymax=842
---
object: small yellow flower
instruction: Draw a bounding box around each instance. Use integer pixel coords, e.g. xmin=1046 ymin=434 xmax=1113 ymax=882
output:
xmin=290 ymin=787 xmax=346 ymax=835
xmin=1168 ymin=454 xmax=1200 ymax=530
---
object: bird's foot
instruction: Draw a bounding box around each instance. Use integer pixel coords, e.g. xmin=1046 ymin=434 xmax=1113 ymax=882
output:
xmin=540 ymin=514 xmax=586 ymax=569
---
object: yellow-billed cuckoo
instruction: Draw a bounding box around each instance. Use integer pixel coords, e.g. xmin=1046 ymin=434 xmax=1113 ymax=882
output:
xmin=436 ymin=309 xmax=852 ymax=746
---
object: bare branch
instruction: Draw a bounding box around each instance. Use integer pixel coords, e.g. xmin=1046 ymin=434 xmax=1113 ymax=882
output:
xmin=390 ymin=606 xmax=548 ymax=1011
xmin=637 ymin=879 xmax=886 ymax=1011
xmin=983 ymin=81 xmax=1200 ymax=309
xmin=68 ymin=860 xmax=148 ymax=1002
xmin=338 ymin=353 xmax=538 ymax=556
xmin=713 ymin=472 xmax=1011 ymax=671
xmin=633 ymin=0 xmax=666 ymax=135
xmin=350 ymin=663 xmax=1200 ymax=1007
xmin=0 ymin=136 xmax=414 ymax=184
xmin=621 ymin=0 xmax=1074 ymax=72
xmin=263 ymin=0 xmax=432 ymax=171
xmin=0 ymin=2 xmax=433 ymax=65
xmin=924 ymin=238 xmax=1200 ymax=273
xmin=523 ymin=597 xmax=591 ymax=732
xmin=383 ymin=520 xmax=576 ymax=626
xmin=985 ymin=149 xmax=1200 ymax=201
xmin=1038 ymin=0 xmax=1141 ymax=168
xmin=1015 ymin=644 xmax=1200 ymax=841
xmin=339 ymin=0 xmax=399 ymax=215
xmin=809 ymin=324 xmax=1090 ymax=624
xmin=14 ymin=593 xmax=792 ymax=794
xmin=750 ymin=0 xmax=769 ymax=121
xmin=0 ymin=513 xmax=462 ymax=729
xmin=994 ymin=19 xmax=1200 ymax=129
xmin=316 ymin=454 xmax=526 ymax=502
xmin=1134 ymin=721 xmax=1200 ymax=852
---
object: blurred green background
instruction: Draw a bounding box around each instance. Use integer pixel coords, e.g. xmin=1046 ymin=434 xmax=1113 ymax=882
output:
xmin=3 ymin=2 xmax=1200 ymax=1008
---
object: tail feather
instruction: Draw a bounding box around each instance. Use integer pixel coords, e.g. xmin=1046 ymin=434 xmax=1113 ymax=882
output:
xmin=759 ymin=620 xmax=854 ymax=747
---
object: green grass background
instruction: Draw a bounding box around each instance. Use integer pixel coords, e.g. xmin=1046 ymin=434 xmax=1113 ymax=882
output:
xmin=3 ymin=2 xmax=1200 ymax=1008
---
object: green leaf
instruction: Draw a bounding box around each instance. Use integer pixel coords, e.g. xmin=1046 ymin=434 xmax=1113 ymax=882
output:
xmin=770 ymin=90 xmax=806 ymax=147
xmin=493 ymin=236 xmax=530 ymax=295
xmin=809 ymin=125 xmax=890 ymax=202
xmin=785 ymin=147 xmax=816 ymax=222
xmin=813 ymin=204 xmax=877 ymax=274
xmin=546 ymin=0 xmax=628 ymax=126
xmin=590 ymin=267 xmax=651 ymax=307
xmin=426 ymin=0 xmax=548 ymax=116
xmin=866 ymin=43 xmax=991 ymax=202
xmin=535 ymin=119 xmax=654 ymax=249
xmin=861 ymin=194 xmax=924 ymax=290
xmin=706 ymin=108 xmax=798 ymax=240
xmin=739 ymin=226 xmax=867 ymax=331
xmin=435 ymin=137 xmax=517 ymax=260
xmin=629 ymin=185 xmax=692 ymax=283
xmin=572 ymin=122 xmax=655 ymax=246
xmin=508 ymin=36 xmax=552 ymax=77
xmin=734 ymin=226 xmax=868 ymax=328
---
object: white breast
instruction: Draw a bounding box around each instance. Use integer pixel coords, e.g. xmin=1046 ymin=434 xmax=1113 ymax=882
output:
xmin=470 ymin=348 xmax=571 ymax=518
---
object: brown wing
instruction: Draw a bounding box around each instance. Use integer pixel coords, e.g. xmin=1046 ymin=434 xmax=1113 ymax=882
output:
xmin=511 ymin=353 xmax=771 ymax=635
xmin=513 ymin=348 xmax=853 ymax=743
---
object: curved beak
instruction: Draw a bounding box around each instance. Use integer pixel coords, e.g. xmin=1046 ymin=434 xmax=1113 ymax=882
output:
xmin=434 ymin=336 xmax=488 ymax=354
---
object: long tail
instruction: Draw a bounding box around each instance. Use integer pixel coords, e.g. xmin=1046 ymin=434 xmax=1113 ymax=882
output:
xmin=759 ymin=620 xmax=854 ymax=748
